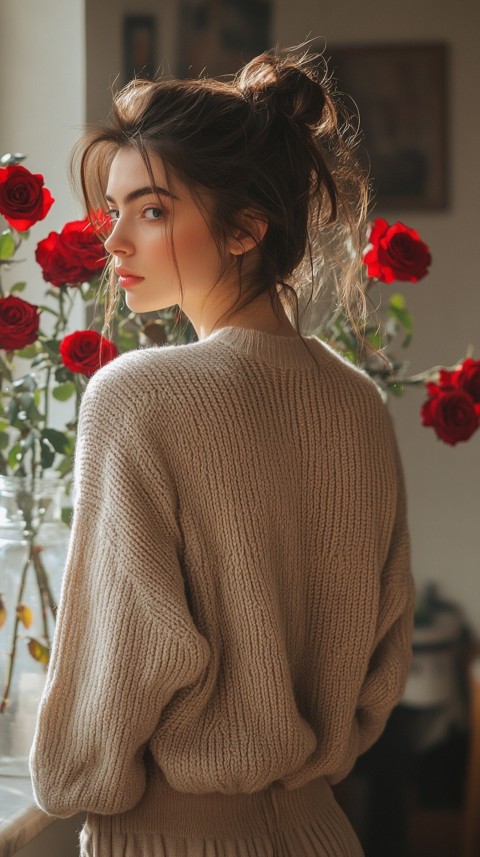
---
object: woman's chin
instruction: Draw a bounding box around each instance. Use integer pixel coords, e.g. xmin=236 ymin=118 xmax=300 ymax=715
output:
xmin=124 ymin=293 xmax=168 ymax=314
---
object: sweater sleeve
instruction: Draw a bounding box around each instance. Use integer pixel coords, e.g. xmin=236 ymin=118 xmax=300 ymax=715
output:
xmin=355 ymin=450 xmax=414 ymax=752
xmin=329 ymin=406 xmax=415 ymax=785
xmin=29 ymin=371 xmax=210 ymax=818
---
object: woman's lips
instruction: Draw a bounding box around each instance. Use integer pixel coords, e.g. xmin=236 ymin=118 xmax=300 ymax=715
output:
xmin=116 ymin=272 xmax=144 ymax=288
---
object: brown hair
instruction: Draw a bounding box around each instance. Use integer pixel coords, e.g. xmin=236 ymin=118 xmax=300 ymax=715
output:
xmin=73 ymin=46 xmax=370 ymax=361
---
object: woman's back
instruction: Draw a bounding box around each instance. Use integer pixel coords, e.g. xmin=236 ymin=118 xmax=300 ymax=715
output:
xmin=30 ymin=326 xmax=413 ymax=823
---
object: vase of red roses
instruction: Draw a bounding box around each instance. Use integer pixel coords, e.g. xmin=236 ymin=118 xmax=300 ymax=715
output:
xmin=0 ymin=153 xmax=195 ymax=774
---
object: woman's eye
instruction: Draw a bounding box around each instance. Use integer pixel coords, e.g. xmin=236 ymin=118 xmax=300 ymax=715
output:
xmin=144 ymin=207 xmax=164 ymax=220
xmin=105 ymin=209 xmax=119 ymax=221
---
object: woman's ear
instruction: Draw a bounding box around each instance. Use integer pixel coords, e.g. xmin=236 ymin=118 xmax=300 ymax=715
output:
xmin=227 ymin=209 xmax=268 ymax=256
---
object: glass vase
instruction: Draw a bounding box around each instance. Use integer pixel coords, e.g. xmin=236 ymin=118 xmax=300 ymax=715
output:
xmin=0 ymin=474 xmax=70 ymax=777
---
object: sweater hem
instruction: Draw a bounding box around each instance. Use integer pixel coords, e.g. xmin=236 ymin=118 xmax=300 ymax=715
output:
xmin=96 ymin=773 xmax=334 ymax=839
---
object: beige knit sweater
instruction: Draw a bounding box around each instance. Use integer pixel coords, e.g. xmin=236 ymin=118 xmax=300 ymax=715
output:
xmin=30 ymin=325 xmax=414 ymax=823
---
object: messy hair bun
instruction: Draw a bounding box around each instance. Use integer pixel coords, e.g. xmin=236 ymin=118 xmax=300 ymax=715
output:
xmin=236 ymin=53 xmax=327 ymax=128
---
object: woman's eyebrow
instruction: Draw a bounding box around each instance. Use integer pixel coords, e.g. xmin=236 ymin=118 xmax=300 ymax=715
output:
xmin=105 ymin=186 xmax=179 ymax=204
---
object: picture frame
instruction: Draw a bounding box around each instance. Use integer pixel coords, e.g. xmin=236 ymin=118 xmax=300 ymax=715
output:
xmin=176 ymin=0 xmax=272 ymax=78
xmin=123 ymin=15 xmax=157 ymax=85
xmin=325 ymin=43 xmax=449 ymax=211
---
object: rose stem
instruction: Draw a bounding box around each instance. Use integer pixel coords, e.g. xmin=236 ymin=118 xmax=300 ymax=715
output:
xmin=0 ymin=535 xmax=36 ymax=713
xmin=32 ymin=547 xmax=57 ymax=622
xmin=31 ymin=546 xmax=52 ymax=651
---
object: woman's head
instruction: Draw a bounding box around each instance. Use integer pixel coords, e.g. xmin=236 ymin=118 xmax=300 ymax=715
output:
xmin=75 ymin=47 xmax=369 ymax=335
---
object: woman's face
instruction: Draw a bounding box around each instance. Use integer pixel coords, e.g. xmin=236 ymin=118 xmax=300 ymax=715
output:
xmin=103 ymin=147 xmax=225 ymax=314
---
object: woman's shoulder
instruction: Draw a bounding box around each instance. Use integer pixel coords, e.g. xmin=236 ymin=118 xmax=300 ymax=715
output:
xmin=83 ymin=343 xmax=188 ymax=400
xmin=77 ymin=342 xmax=215 ymax=444
xmin=310 ymin=337 xmax=400 ymax=455
xmin=312 ymin=336 xmax=386 ymax=405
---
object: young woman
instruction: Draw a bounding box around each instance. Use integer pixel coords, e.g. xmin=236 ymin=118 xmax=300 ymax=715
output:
xmin=30 ymin=47 xmax=415 ymax=857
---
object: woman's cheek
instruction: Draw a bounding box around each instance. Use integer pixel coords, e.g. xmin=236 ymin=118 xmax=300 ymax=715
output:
xmin=177 ymin=225 xmax=222 ymax=285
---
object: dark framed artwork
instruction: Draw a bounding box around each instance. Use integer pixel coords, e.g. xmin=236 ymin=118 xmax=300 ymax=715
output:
xmin=123 ymin=15 xmax=157 ymax=84
xmin=177 ymin=0 xmax=272 ymax=78
xmin=326 ymin=43 xmax=449 ymax=210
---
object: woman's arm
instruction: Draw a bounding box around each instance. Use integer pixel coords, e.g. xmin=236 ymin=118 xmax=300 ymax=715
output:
xmin=29 ymin=370 xmax=210 ymax=817
xmin=329 ymin=406 xmax=415 ymax=784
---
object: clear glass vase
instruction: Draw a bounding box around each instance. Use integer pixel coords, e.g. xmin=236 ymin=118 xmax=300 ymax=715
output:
xmin=0 ymin=474 xmax=70 ymax=777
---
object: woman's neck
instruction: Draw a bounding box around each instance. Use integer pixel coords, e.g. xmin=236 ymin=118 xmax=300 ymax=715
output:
xmin=196 ymin=291 xmax=298 ymax=341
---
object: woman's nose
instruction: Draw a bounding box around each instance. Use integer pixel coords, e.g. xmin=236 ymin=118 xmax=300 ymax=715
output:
xmin=104 ymin=221 xmax=133 ymax=256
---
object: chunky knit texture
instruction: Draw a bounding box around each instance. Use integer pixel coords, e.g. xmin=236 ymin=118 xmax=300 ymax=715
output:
xmin=30 ymin=325 xmax=414 ymax=832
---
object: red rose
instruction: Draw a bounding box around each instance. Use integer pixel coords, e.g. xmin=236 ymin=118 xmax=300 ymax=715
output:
xmin=0 ymin=295 xmax=41 ymax=350
xmin=59 ymin=330 xmax=118 ymax=377
xmin=451 ymin=358 xmax=480 ymax=404
xmin=35 ymin=214 xmax=107 ymax=287
xmin=363 ymin=218 xmax=432 ymax=283
xmin=421 ymin=383 xmax=480 ymax=445
xmin=0 ymin=165 xmax=54 ymax=231
xmin=437 ymin=368 xmax=454 ymax=386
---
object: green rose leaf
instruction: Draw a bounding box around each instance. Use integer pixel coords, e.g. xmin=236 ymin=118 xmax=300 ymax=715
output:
xmin=61 ymin=506 xmax=73 ymax=527
xmin=16 ymin=343 xmax=38 ymax=359
xmin=57 ymin=454 xmax=74 ymax=479
xmin=0 ymin=231 xmax=16 ymax=260
xmin=17 ymin=392 xmax=34 ymax=412
xmin=43 ymin=339 xmax=60 ymax=356
xmin=54 ymin=365 xmax=72 ymax=384
xmin=27 ymin=638 xmax=50 ymax=664
xmin=26 ymin=401 xmax=43 ymax=422
xmin=39 ymin=437 xmax=55 ymax=469
xmin=388 ymin=294 xmax=413 ymax=348
xmin=8 ymin=442 xmax=22 ymax=469
xmin=332 ymin=318 xmax=359 ymax=354
xmin=0 ymin=355 xmax=13 ymax=382
xmin=10 ymin=282 xmax=27 ymax=294
xmin=52 ymin=381 xmax=76 ymax=401
xmin=366 ymin=329 xmax=384 ymax=351
xmin=0 ymin=431 xmax=10 ymax=451
xmin=7 ymin=399 xmax=20 ymax=426
xmin=41 ymin=428 xmax=70 ymax=454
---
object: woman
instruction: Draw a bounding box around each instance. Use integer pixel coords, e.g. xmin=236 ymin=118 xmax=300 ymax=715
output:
xmin=30 ymin=47 xmax=415 ymax=857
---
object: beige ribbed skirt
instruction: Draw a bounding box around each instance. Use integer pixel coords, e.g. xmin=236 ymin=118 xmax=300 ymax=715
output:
xmin=79 ymin=774 xmax=364 ymax=857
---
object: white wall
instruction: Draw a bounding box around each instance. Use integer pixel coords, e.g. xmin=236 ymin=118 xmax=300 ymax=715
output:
xmin=85 ymin=1 xmax=480 ymax=631
xmin=0 ymin=0 xmax=87 ymax=426
xmin=0 ymin=0 xmax=87 ymax=246
xmin=0 ymin=0 xmax=87 ymax=327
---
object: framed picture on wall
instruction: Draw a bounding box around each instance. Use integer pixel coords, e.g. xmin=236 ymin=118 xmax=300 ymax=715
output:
xmin=123 ymin=15 xmax=157 ymax=84
xmin=326 ymin=43 xmax=449 ymax=210
xmin=176 ymin=0 xmax=272 ymax=78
